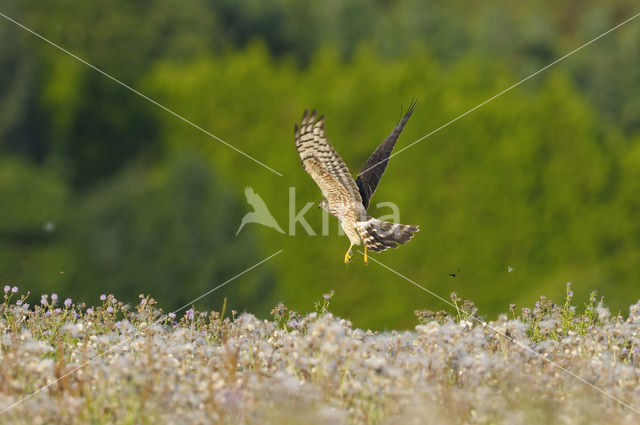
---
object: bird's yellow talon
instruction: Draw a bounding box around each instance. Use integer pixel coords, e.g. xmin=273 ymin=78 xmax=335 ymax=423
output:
xmin=344 ymin=244 xmax=354 ymax=263
xmin=344 ymin=251 xmax=352 ymax=263
xmin=364 ymin=246 xmax=368 ymax=265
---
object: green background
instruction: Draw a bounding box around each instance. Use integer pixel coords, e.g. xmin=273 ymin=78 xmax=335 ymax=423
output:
xmin=1 ymin=0 xmax=639 ymax=329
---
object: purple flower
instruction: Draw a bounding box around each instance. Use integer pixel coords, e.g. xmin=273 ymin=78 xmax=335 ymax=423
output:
xmin=115 ymin=322 xmax=121 ymax=328
xmin=566 ymin=282 xmax=572 ymax=287
xmin=106 ymin=306 xmax=114 ymax=313
xmin=16 ymin=300 xmax=23 ymax=306
xmin=323 ymin=293 xmax=331 ymax=300
xmin=86 ymin=308 xmax=93 ymax=314
xmin=168 ymin=313 xmax=176 ymax=320
xmin=45 ymin=311 xmax=51 ymax=317
xmin=64 ymin=298 xmax=72 ymax=307
xmin=3 ymin=285 xmax=9 ymax=293
xmin=51 ymin=293 xmax=58 ymax=302
xmin=185 ymin=309 xmax=194 ymax=320
xmin=100 ymin=294 xmax=107 ymax=301
xmin=289 ymin=319 xmax=298 ymax=328
xmin=140 ymin=298 xmax=146 ymax=305
xmin=11 ymin=286 xmax=18 ymax=293
xmin=568 ymin=291 xmax=574 ymax=298
xmin=634 ymin=348 xmax=639 ymax=355
xmin=40 ymin=298 xmax=48 ymax=306
xmin=54 ymin=308 xmax=61 ymax=314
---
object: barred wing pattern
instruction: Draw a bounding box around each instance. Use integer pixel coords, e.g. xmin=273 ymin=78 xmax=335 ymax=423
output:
xmin=294 ymin=106 xmax=420 ymax=262
xmin=356 ymin=99 xmax=416 ymax=210
xmin=301 ymin=157 xmax=352 ymax=207
xmin=294 ymin=110 xmax=362 ymax=205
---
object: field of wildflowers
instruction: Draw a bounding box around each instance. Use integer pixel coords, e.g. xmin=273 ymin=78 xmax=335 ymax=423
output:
xmin=1 ymin=285 xmax=640 ymax=424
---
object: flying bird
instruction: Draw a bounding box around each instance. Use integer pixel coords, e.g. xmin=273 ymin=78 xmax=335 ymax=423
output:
xmin=294 ymin=101 xmax=419 ymax=264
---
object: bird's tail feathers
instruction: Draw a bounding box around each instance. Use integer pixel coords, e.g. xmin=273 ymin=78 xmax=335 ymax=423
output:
xmin=356 ymin=218 xmax=419 ymax=253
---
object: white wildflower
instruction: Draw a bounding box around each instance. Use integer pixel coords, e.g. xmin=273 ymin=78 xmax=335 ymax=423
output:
xmin=415 ymin=321 xmax=439 ymax=336
xmin=596 ymin=303 xmax=610 ymax=322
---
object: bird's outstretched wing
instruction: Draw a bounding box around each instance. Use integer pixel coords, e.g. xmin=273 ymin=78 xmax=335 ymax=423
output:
xmin=295 ymin=110 xmax=362 ymax=205
xmin=355 ymin=99 xmax=416 ymax=210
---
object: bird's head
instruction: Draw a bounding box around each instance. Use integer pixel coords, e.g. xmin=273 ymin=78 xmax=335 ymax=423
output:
xmin=318 ymin=198 xmax=329 ymax=212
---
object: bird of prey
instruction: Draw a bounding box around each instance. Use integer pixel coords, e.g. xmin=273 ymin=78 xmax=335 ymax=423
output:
xmin=294 ymin=101 xmax=419 ymax=264
xmin=236 ymin=186 xmax=285 ymax=235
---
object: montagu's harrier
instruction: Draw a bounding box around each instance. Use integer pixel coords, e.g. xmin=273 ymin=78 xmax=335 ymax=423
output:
xmin=294 ymin=102 xmax=419 ymax=264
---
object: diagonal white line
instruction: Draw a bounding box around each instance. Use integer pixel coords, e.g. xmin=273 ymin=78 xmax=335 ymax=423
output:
xmin=357 ymin=11 xmax=640 ymax=178
xmin=0 ymin=11 xmax=283 ymax=177
xmin=361 ymin=251 xmax=640 ymax=416
xmin=0 ymin=249 xmax=283 ymax=416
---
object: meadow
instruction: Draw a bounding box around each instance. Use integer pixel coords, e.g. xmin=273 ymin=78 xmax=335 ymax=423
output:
xmin=1 ymin=285 xmax=639 ymax=424
xmin=2 ymin=3 xmax=639 ymax=423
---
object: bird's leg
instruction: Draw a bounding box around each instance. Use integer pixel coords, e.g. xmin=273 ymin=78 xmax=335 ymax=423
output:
xmin=344 ymin=244 xmax=354 ymax=263
xmin=363 ymin=244 xmax=368 ymax=265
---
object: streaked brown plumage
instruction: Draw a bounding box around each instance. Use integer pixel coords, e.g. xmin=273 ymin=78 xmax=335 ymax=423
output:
xmin=294 ymin=102 xmax=419 ymax=264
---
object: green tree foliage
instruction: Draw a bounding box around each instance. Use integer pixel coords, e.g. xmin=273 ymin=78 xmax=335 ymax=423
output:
xmin=61 ymin=153 xmax=276 ymax=314
xmin=146 ymin=45 xmax=640 ymax=327
xmin=2 ymin=0 xmax=218 ymax=187
xmin=0 ymin=157 xmax=68 ymax=289
xmin=1 ymin=0 xmax=639 ymax=328
xmin=0 ymin=153 xmax=276 ymax=314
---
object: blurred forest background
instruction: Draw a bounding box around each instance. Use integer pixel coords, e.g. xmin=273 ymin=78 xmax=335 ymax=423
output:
xmin=1 ymin=0 xmax=639 ymax=329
